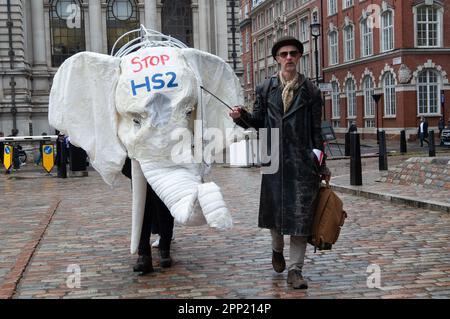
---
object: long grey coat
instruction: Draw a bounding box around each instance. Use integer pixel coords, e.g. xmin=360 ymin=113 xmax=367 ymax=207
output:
xmin=235 ymin=73 xmax=324 ymax=236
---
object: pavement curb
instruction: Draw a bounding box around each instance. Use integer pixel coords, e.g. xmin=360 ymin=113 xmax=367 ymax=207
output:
xmin=330 ymin=183 xmax=450 ymax=214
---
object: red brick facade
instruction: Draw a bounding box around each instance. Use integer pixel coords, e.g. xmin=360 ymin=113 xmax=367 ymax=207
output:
xmin=239 ymin=0 xmax=449 ymax=139
xmin=323 ymin=0 xmax=450 ymax=139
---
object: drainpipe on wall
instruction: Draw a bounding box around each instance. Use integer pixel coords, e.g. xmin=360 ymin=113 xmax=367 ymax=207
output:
xmin=230 ymin=1 xmax=237 ymax=70
xmin=7 ymin=0 xmax=17 ymax=130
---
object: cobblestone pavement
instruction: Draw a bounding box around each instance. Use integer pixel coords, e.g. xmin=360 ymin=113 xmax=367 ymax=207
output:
xmin=1 ymin=159 xmax=450 ymax=299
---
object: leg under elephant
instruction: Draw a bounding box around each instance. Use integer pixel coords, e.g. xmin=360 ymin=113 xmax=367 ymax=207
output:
xmin=147 ymin=185 xmax=174 ymax=268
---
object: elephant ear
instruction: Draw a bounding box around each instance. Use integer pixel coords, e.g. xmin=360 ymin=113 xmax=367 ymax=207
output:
xmin=49 ymin=52 xmax=127 ymax=186
xmin=181 ymin=48 xmax=245 ymax=154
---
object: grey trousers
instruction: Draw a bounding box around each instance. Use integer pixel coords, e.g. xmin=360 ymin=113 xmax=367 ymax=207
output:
xmin=271 ymin=229 xmax=307 ymax=271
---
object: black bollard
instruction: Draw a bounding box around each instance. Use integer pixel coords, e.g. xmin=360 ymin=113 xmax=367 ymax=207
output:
xmin=429 ymin=130 xmax=436 ymax=157
xmin=56 ymin=136 xmax=67 ymax=178
xmin=345 ymin=132 xmax=350 ymax=156
xmin=379 ymin=131 xmax=388 ymax=171
xmin=400 ymin=130 xmax=407 ymax=154
xmin=350 ymin=132 xmax=362 ymax=186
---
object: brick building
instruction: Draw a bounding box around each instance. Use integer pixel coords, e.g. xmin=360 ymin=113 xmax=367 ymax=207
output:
xmin=323 ymin=0 xmax=450 ymax=139
xmin=242 ymin=0 xmax=323 ymax=105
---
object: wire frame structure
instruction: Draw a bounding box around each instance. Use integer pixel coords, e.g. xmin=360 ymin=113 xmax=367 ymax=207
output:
xmin=111 ymin=25 xmax=188 ymax=57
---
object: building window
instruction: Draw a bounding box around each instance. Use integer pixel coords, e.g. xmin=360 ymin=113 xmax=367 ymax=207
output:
xmin=162 ymin=0 xmax=193 ymax=47
xmin=258 ymin=38 xmax=265 ymax=60
xmin=245 ymin=32 xmax=250 ymax=53
xmin=266 ymin=34 xmax=273 ymax=56
xmin=299 ymin=17 xmax=309 ymax=42
xmin=331 ymin=81 xmax=340 ymax=119
xmin=363 ymin=76 xmax=375 ymax=119
xmin=328 ymin=0 xmax=337 ymax=16
xmin=417 ymin=69 xmax=440 ymax=115
xmin=416 ymin=5 xmax=442 ymax=48
xmin=343 ymin=0 xmax=354 ymax=10
xmin=328 ymin=31 xmax=338 ymax=65
xmin=365 ymin=119 xmax=375 ymax=128
xmin=49 ymin=0 xmax=85 ymax=67
xmin=107 ymin=0 xmax=139 ymax=54
xmin=346 ymin=79 xmax=356 ymax=118
xmin=246 ymin=63 xmax=251 ymax=84
xmin=301 ymin=54 xmax=310 ymax=78
xmin=344 ymin=25 xmax=354 ymax=62
xmin=288 ymin=22 xmax=297 ymax=38
xmin=383 ymin=72 xmax=396 ymax=116
xmin=361 ymin=18 xmax=373 ymax=57
xmin=381 ymin=10 xmax=394 ymax=52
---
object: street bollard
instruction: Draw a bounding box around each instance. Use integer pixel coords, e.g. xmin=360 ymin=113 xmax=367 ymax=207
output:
xmin=400 ymin=130 xmax=407 ymax=154
xmin=429 ymin=130 xmax=436 ymax=157
xmin=379 ymin=131 xmax=388 ymax=171
xmin=350 ymin=132 xmax=362 ymax=186
xmin=345 ymin=132 xmax=350 ymax=156
xmin=57 ymin=136 xmax=67 ymax=178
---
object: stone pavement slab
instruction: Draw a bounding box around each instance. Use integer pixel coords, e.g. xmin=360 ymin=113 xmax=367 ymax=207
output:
xmin=1 ymin=165 xmax=450 ymax=299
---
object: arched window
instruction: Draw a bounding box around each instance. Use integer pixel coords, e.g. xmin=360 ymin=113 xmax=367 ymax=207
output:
xmin=331 ymin=81 xmax=340 ymax=118
xmin=417 ymin=69 xmax=440 ymax=115
xmin=49 ymin=0 xmax=85 ymax=67
xmin=383 ymin=72 xmax=396 ymax=116
xmin=161 ymin=0 xmax=193 ymax=47
xmin=328 ymin=30 xmax=338 ymax=65
xmin=381 ymin=10 xmax=394 ymax=52
xmin=363 ymin=76 xmax=375 ymax=127
xmin=361 ymin=18 xmax=373 ymax=57
xmin=343 ymin=25 xmax=354 ymax=61
xmin=363 ymin=76 xmax=375 ymax=117
xmin=345 ymin=78 xmax=356 ymax=118
xmin=106 ymin=0 xmax=140 ymax=54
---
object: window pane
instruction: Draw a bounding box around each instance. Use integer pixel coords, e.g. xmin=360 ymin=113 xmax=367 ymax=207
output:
xmin=50 ymin=0 xmax=85 ymax=67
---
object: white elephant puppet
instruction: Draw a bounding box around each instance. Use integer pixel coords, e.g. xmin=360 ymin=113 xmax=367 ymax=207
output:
xmin=49 ymin=45 xmax=244 ymax=254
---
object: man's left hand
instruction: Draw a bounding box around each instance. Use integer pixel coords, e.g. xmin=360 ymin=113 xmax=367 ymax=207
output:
xmin=320 ymin=166 xmax=331 ymax=183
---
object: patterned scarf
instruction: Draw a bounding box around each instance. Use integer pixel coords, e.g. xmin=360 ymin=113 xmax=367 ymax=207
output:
xmin=279 ymin=72 xmax=300 ymax=113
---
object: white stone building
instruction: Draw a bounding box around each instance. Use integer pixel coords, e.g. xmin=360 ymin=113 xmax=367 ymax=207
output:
xmin=0 ymin=0 xmax=243 ymax=135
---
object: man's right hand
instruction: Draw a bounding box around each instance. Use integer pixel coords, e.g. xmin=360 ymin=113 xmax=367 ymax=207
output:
xmin=229 ymin=107 xmax=243 ymax=119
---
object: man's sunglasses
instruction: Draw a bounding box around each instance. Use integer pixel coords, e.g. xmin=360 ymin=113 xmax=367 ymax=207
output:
xmin=277 ymin=50 xmax=300 ymax=58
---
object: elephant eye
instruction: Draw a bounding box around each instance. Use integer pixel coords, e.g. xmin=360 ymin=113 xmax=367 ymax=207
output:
xmin=133 ymin=118 xmax=141 ymax=126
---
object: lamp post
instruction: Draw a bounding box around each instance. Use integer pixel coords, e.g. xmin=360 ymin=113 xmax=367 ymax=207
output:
xmin=310 ymin=21 xmax=322 ymax=119
xmin=372 ymin=93 xmax=382 ymax=143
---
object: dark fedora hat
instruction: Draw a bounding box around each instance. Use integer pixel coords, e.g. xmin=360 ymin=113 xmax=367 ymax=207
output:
xmin=271 ymin=36 xmax=304 ymax=58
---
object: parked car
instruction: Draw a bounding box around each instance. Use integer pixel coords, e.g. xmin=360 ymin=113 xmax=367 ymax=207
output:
xmin=441 ymin=127 xmax=450 ymax=146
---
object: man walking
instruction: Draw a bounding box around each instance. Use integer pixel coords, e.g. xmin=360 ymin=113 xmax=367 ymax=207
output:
xmin=417 ymin=116 xmax=429 ymax=147
xmin=229 ymin=36 xmax=330 ymax=289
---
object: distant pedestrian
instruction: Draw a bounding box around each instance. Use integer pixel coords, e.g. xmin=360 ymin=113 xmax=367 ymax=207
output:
xmin=417 ymin=116 xmax=429 ymax=147
xmin=438 ymin=117 xmax=445 ymax=136
xmin=8 ymin=128 xmax=21 ymax=171
xmin=438 ymin=117 xmax=445 ymax=146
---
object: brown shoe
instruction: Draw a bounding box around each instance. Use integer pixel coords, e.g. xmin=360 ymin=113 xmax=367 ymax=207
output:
xmin=287 ymin=269 xmax=308 ymax=289
xmin=272 ymin=250 xmax=286 ymax=273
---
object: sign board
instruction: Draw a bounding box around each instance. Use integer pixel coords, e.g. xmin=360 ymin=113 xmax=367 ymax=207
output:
xmin=42 ymin=144 xmax=55 ymax=173
xmin=318 ymin=83 xmax=333 ymax=92
xmin=321 ymin=121 xmax=336 ymax=142
xmin=3 ymin=145 xmax=12 ymax=170
xmin=393 ymin=57 xmax=402 ymax=65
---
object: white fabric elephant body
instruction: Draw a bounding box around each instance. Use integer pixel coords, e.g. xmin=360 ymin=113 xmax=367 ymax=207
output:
xmin=49 ymin=46 xmax=243 ymax=253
